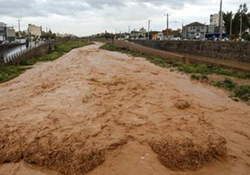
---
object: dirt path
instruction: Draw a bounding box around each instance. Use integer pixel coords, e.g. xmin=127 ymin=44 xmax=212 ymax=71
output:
xmin=0 ymin=42 xmax=250 ymax=175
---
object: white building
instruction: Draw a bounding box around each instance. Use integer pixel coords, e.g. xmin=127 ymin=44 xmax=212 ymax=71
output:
xmin=0 ymin=22 xmax=7 ymax=41
xmin=27 ymin=24 xmax=42 ymax=37
xmin=210 ymin=13 xmax=220 ymax=26
xmin=182 ymin=22 xmax=207 ymax=40
xmin=6 ymin=27 xmax=15 ymax=42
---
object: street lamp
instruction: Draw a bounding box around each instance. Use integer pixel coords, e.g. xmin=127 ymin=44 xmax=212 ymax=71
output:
xmin=148 ymin=20 xmax=151 ymax=40
xmin=219 ymin=0 xmax=223 ymax=40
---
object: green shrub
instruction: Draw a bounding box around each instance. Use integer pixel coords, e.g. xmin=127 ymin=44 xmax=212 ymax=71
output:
xmin=191 ymin=74 xmax=200 ymax=80
xmin=215 ymin=81 xmax=222 ymax=88
xmin=0 ymin=66 xmax=28 ymax=83
xmin=201 ymin=75 xmax=209 ymax=81
xmin=1 ymin=41 xmax=93 ymax=84
xmin=173 ymin=61 xmax=184 ymax=67
xmin=234 ymin=85 xmax=250 ymax=101
xmin=223 ymin=78 xmax=237 ymax=91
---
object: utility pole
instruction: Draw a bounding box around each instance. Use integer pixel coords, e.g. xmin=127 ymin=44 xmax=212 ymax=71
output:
xmin=164 ymin=14 xmax=170 ymax=39
xmin=148 ymin=20 xmax=151 ymax=40
xmin=17 ymin=19 xmax=22 ymax=32
xmin=230 ymin=13 xmax=233 ymax=40
xmin=128 ymin=25 xmax=130 ymax=34
xmin=219 ymin=0 xmax=223 ymax=40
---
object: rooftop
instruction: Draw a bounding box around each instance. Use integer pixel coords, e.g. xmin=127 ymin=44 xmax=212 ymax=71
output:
xmin=186 ymin=22 xmax=206 ymax=27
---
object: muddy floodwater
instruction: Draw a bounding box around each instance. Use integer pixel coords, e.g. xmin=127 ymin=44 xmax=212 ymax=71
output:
xmin=0 ymin=42 xmax=250 ymax=175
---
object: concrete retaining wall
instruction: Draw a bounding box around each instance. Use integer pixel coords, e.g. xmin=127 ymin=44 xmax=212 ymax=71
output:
xmin=131 ymin=40 xmax=250 ymax=64
xmin=0 ymin=43 xmax=25 ymax=52
xmin=92 ymin=39 xmax=250 ymax=72
xmin=10 ymin=42 xmax=57 ymax=65
xmin=111 ymin=40 xmax=185 ymax=62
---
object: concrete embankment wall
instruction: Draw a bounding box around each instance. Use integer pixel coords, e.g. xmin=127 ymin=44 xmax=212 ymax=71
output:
xmin=0 ymin=42 xmax=58 ymax=67
xmin=11 ymin=42 xmax=57 ymax=65
xmin=90 ymin=39 xmax=185 ymax=62
xmin=90 ymin=39 xmax=250 ymax=72
xmin=0 ymin=43 xmax=25 ymax=52
xmin=131 ymin=40 xmax=250 ymax=64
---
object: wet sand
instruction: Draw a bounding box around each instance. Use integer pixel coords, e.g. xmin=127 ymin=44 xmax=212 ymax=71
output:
xmin=0 ymin=42 xmax=250 ymax=175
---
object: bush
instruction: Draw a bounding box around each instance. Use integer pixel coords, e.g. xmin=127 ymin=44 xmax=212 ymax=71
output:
xmin=0 ymin=66 xmax=28 ymax=83
xmin=215 ymin=81 xmax=222 ymax=88
xmin=234 ymin=85 xmax=250 ymax=101
xmin=223 ymin=78 xmax=237 ymax=91
xmin=201 ymin=75 xmax=209 ymax=81
xmin=191 ymin=74 xmax=200 ymax=80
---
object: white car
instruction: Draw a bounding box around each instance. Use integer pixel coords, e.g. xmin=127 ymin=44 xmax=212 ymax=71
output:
xmin=170 ymin=37 xmax=181 ymax=41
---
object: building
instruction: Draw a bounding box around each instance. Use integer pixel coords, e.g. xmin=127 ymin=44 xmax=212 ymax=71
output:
xmin=0 ymin=22 xmax=7 ymax=41
xmin=27 ymin=24 xmax=42 ymax=37
xmin=151 ymin=31 xmax=161 ymax=40
xmin=130 ymin=27 xmax=147 ymax=39
xmin=162 ymin=29 xmax=182 ymax=40
xmin=210 ymin=13 xmax=220 ymax=26
xmin=182 ymin=22 xmax=207 ymax=40
xmin=6 ymin=27 xmax=15 ymax=42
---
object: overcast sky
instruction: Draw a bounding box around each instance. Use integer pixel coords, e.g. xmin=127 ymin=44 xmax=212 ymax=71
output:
xmin=0 ymin=0 xmax=247 ymax=36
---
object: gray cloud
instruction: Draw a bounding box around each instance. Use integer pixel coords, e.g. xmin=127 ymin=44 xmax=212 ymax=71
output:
xmin=0 ymin=0 xmax=246 ymax=36
xmin=0 ymin=0 xmax=205 ymax=17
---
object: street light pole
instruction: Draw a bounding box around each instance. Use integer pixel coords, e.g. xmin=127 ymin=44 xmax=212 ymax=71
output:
xmin=164 ymin=14 xmax=170 ymax=39
xmin=219 ymin=0 xmax=223 ymax=40
xmin=148 ymin=20 xmax=151 ymax=40
xmin=17 ymin=19 xmax=22 ymax=33
xmin=128 ymin=25 xmax=130 ymax=34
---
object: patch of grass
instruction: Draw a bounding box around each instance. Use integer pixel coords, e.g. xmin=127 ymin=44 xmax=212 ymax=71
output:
xmin=1 ymin=40 xmax=93 ymax=84
xmin=20 ymin=40 xmax=93 ymax=66
xmin=102 ymin=44 xmax=250 ymax=80
xmin=234 ymin=85 xmax=250 ymax=101
xmin=0 ymin=66 xmax=28 ymax=83
xmin=100 ymin=44 xmax=121 ymax=52
xmin=215 ymin=81 xmax=222 ymax=88
xmin=223 ymin=78 xmax=237 ymax=91
xmin=201 ymin=75 xmax=209 ymax=81
xmin=101 ymin=44 xmax=169 ymax=67
xmin=173 ymin=63 xmax=250 ymax=79
xmin=191 ymin=74 xmax=200 ymax=81
xmin=146 ymin=56 xmax=169 ymax=68
xmin=101 ymin=43 xmax=250 ymax=102
xmin=214 ymin=78 xmax=237 ymax=91
xmin=213 ymin=79 xmax=250 ymax=101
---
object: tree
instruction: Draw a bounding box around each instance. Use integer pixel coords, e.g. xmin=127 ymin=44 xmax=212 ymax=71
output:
xmin=223 ymin=11 xmax=233 ymax=35
xmin=223 ymin=3 xmax=250 ymax=37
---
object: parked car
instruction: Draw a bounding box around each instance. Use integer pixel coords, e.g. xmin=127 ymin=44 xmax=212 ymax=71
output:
xmin=170 ymin=37 xmax=181 ymax=41
xmin=221 ymin=37 xmax=230 ymax=41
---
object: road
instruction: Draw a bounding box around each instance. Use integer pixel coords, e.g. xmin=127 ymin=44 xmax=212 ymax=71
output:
xmin=0 ymin=42 xmax=250 ymax=175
